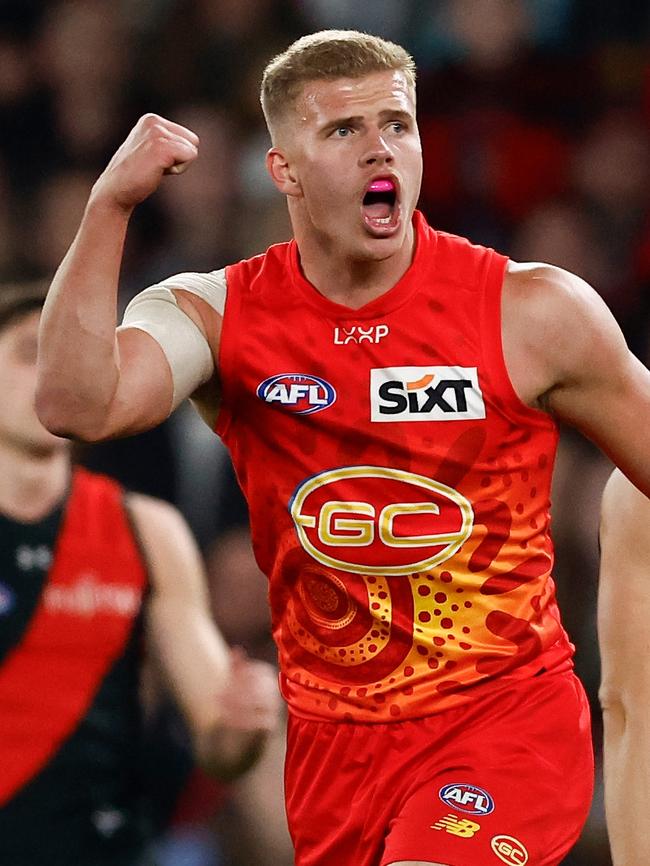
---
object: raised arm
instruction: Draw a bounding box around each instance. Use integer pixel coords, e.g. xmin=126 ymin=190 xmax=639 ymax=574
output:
xmin=129 ymin=494 xmax=281 ymax=781
xmin=36 ymin=114 xmax=219 ymax=442
xmin=598 ymin=469 xmax=650 ymax=866
xmin=503 ymin=262 xmax=650 ymax=497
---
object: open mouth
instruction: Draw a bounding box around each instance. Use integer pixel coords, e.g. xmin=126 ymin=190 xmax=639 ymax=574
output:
xmin=361 ymin=177 xmax=400 ymax=236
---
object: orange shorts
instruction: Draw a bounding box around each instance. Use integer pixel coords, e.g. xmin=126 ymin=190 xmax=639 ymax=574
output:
xmin=285 ymin=670 xmax=593 ymax=866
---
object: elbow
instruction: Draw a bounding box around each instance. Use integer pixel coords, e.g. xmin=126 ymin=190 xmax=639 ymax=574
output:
xmin=599 ymin=682 xmax=628 ymax=735
xmin=34 ymin=384 xmax=74 ymax=437
xmin=599 ymin=681 xmax=622 ymax=713
xmin=35 ymin=383 xmax=110 ymax=443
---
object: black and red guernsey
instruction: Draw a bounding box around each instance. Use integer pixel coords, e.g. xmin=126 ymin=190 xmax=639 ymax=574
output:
xmin=0 ymin=468 xmax=150 ymax=866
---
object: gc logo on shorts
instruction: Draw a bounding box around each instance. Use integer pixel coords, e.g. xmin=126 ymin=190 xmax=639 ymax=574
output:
xmin=491 ymin=834 xmax=529 ymax=865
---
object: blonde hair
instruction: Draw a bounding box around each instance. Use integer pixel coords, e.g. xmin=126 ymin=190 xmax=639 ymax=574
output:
xmin=261 ymin=30 xmax=416 ymax=137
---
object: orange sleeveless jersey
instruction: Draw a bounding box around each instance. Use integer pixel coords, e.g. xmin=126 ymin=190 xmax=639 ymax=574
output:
xmin=216 ymin=211 xmax=573 ymax=722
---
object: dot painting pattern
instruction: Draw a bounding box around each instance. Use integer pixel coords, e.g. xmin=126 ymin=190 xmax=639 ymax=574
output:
xmin=275 ymin=434 xmax=567 ymax=722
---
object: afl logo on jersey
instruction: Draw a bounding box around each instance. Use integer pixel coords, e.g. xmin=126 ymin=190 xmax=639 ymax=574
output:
xmin=257 ymin=373 xmax=336 ymax=415
xmin=290 ymin=466 xmax=473 ymax=576
xmin=439 ymin=783 xmax=495 ymax=816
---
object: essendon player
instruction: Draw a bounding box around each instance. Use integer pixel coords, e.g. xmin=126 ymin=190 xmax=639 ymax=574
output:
xmin=36 ymin=30 xmax=650 ymax=866
xmin=0 ymin=285 xmax=279 ymax=866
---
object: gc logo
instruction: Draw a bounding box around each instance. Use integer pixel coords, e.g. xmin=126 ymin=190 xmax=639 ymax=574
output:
xmin=491 ymin=835 xmax=529 ymax=865
xmin=289 ymin=466 xmax=473 ymax=576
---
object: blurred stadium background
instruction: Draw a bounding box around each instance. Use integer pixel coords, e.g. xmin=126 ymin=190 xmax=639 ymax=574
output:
xmin=3 ymin=0 xmax=650 ymax=863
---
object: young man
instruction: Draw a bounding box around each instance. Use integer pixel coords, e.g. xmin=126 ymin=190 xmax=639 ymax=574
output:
xmin=0 ymin=283 xmax=280 ymax=866
xmin=36 ymin=29 xmax=650 ymax=866
xmin=599 ymin=469 xmax=650 ymax=866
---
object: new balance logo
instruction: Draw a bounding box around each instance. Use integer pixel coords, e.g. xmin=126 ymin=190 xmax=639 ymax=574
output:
xmin=432 ymin=814 xmax=481 ymax=837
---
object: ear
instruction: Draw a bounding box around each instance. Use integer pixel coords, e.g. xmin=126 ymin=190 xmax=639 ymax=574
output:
xmin=266 ymin=147 xmax=301 ymax=197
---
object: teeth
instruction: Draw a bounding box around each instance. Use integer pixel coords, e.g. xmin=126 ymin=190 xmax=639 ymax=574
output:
xmin=373 ymin=217 xmax=392 ymax=225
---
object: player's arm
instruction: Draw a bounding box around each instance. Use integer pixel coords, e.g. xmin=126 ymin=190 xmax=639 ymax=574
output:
xmin=505 ymin=263 xmax=650 ymax=496
xmin=35 ymin=114 xmax=220 ymax=442
xmin=128 ymin=493 xmax=281 ymax=781
xmin=598 ymin=469 xmax=650 ymax=866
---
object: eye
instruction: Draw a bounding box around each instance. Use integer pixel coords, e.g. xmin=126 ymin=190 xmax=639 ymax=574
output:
xmin=388 ymin=121 xmax=406 ymax=134
xmin=332 ymin=126 xmax=353 ymax=138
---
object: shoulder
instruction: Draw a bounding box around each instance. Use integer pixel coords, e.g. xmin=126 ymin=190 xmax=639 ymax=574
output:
xmin=126 ymin=491 xmax=188 ymax=531
xmin=159 ymin=269 xmax=228 ymax=317
xmin=504 ymin=260 xmax=601 ymax=318
xmin=429 ymin=224 xmax=505 ymax=285
xmin=504 ymin=261 xmax=625 ymax=387
xmin=125 ymin=493 xmax=203 ymax=588
xmin=226 ymin=241 xmax=293 ymax=293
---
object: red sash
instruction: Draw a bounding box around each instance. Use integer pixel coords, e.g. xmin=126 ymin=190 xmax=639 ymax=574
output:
xmin=0 ymin=469 xmax=147 ymax=804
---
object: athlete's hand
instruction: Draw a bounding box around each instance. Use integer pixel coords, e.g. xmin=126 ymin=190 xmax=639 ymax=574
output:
xmin=91 ymin=113 xmax=199 ymax=212
xmin=199 ymin=647 xmax=282 ymax=781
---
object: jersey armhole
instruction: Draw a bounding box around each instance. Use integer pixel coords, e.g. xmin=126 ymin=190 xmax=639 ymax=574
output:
xmin=480 ymin=251 xmax=556 ymax=430
xmin=214 ymin=264 xmax=240 ymax=442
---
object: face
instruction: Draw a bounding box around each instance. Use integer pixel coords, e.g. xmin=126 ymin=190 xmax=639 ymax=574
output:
xmin=0 ymin=310 xmax=67 ymax=455
xmin=268 ymin=69 xmax=423 ymax=262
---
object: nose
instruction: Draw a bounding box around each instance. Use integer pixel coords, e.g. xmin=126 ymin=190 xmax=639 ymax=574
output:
xmin=360 ymin=132 xmax=394 ymax=167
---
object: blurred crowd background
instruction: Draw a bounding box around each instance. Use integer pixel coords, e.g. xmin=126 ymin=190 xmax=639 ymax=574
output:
xmin=3 ymin=0 xmax=650 ymax=863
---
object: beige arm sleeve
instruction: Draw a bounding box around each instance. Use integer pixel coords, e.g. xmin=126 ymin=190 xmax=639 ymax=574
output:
xmin=119 ymin=269 xmax=227 ymax=410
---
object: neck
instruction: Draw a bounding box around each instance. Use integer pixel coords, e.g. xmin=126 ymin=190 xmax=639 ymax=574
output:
xmin=294 ymin=220 xmax=416 ymax=310
xmin=0 ymin=443 xmax=70 ymax=523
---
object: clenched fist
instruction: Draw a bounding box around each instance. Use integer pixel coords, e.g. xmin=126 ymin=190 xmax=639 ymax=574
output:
xmin=198 ymin=647 xmax=283 ymax=782
xmin=91 ymin=114 xmax=199 ymax=212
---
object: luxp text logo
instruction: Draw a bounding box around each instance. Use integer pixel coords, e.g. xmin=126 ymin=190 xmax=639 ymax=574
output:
xmin=333 ymin=324 xmax=389 ymax=344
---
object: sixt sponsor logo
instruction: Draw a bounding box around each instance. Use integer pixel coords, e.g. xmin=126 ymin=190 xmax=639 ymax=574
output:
xmin=371 ymin=366 xmax=485 ymax=422
xmin=439 ymin=783 xmax=495 ymax=816
xmin=257 ymin=373 xmax=336 ymax=415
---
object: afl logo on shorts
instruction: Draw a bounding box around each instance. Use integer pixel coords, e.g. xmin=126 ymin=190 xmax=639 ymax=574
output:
xmin=290 ymin=466 xmax=473 ymax=576
xmin=439 ymin=783 xmax=495 ymax=816
xmin=256 ymin=373 xmax=336 ymax=415
xmin=491 ymin=835 xmax=529 ymax=865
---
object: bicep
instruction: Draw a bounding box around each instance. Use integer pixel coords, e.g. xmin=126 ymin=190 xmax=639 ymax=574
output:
xmin=544 ymin=283 xmax=650 ymax=496
xmin=102 ymin=327 xmax=175 ymax=435
xmin=118 ymin=281 xmax=219 ymax=413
